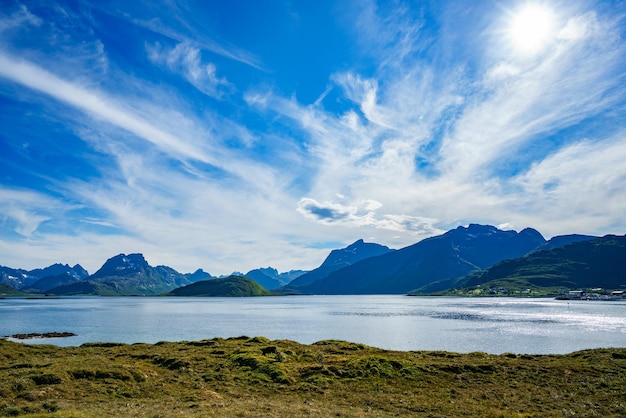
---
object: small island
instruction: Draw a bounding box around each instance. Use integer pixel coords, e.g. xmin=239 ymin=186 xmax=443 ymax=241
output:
xmin=4 ymin=332 xmax=77 ymax=340
xmin=166 ymin=275 xmax=276 ymax=297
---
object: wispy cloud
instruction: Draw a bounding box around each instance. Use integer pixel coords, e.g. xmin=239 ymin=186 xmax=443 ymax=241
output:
xmin=146 ymin=41 xmax=232 ymax=98
xmin=128 ymin=11 xmax=266 ymax=71
xmin=255 ymin=0 xmax=626 ymax=240
xmin=0 ymin=4 xmax=41 ymax=32
xmin=511 ymin=133 xmax=626 ymax=236
xmin=0 ymin=187 xmax=69 ymax=237
xmin=0 ymin=0 xmax=625 ymax=275
xmin=0 ymin=52 xmax=213 ymax=161
xmin=441 ymin=10 xmax=625 ymax=180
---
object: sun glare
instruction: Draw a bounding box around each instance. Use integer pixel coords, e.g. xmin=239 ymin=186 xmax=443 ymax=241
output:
xmin=508 ymin=4 xmax=555 ymax=54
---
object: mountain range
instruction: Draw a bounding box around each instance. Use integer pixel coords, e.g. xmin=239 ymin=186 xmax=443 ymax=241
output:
xmin=0 ymin=263 xmax=88 ymax=292
xmin=1 ymin=224 xmax=623 ymax=296
xmin=285 ymin=225 xmax=547 ymax=294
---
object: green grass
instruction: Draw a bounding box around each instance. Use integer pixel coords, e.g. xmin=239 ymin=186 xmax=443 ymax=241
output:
xmin=1 ymin=337 xmax=625 ymax=417
xmin=0 ymin=285 xmax=26 ymax=296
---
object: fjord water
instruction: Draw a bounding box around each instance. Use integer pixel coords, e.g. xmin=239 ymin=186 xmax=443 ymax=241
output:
xmin=2 ymin=296 xmax=625 ymax=354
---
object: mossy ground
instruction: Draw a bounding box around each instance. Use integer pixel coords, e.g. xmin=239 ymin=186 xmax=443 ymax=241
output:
xmin=1 ymin=337 xmax=625 ymax=417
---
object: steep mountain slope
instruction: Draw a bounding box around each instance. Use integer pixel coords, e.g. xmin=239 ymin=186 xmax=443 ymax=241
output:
xmin=245 ymin=268 xmax=282 ymax=290
xmin=167 ymin=276 xmax=274 ymax=297
xmin=24 ymin=273 xmax=83 ymax=294
xmin=462 ymin=235 xmax=626 ymax=290
xmin=0 ymin=266 xmax=34 ymax=290
xmin=46 ymin=280 xmax=123 ymax=296
xmin=278 ymin=269 xmax=309 ymax=283
xmin=52 ymin=253 xmax=191 ymax=295
xmin=295 ymin=225 xmax=546 ymax=294
xmin=281 ymin=240 xmax=393 ymax=291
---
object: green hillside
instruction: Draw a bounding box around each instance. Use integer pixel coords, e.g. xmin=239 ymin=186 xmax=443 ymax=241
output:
xmin=167 ymin=276 xmax=275 ymax=297
xmin=454 ymin=235 xmax=626 ymax=294
xmin=0 ymin=283 xmax=25 ymax=296
xmin=46 ymin=280 xmax=123 ymax=296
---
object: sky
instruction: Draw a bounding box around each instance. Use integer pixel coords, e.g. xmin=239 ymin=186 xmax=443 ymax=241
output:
xmin=1 ymin=0 xmax=625 ymax=275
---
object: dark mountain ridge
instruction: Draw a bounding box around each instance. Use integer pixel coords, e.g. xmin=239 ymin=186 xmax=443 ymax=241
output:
xmin=293 ymin=224 xmax=546 ymax=294
xmin=29 ymin=263 xmax=88 ymax=281
xmin=530 ymin=234 xmax=598 ymax=253
xmin=280 ymin=239 xmax=393 ymax=291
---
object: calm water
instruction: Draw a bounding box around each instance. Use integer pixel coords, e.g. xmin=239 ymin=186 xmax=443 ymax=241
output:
xmin=1 ymin=296 xmax=625 ymax=354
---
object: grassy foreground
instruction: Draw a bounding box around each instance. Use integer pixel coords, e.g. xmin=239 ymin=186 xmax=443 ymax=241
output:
xmin=1 ymin=337 xmax=625 ymax=417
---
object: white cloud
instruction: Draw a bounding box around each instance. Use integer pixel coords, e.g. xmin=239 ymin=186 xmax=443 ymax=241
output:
xmin=1 ymin=0 xmax=625 ymax=276
xmin=146 ymin=41 xmax=232 ymax=98
xmin=376 ymin=214 xmax=443 ymax=235
xmin=510 ymin=134 xmax=626 ymax=235
xmin=0 ymin=53 xmax=312 ymax=274
xmin=0 ymin=50 xmax=285 ymax=192
xmin=558 ymin=12 xmax=599 ymax=41
xmin=296 ymin=197 xmax=441 ymax=237
xmin=260 ymin=0 xmax=626 ymax=245
xmin=297 ymin=198 xmax=376 ymax=225
xmin=130 ymin=15 xmax=266 ymax=71
xmin=0 ymin=52 xmax=212 ymax=162
xmin=441 ymin=19 xmax=625 ymax=181
xmin=0 ymin=187 xmax=67 ymax=237
xmin=0 ymin=5 xmax=42 ymax=33
xmin=350 ymin=0 xmax=425 ymax=68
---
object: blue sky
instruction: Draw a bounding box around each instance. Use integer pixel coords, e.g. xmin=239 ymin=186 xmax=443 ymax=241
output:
xmin=1 ymin=0 xmax=625 ymax=275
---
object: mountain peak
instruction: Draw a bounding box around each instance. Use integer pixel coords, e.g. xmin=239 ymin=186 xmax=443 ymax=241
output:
xmin=349 ymin=239 xmax=365 ymax=246
xmin=186 ymin=269 xmax=213 ymax=283
xmin=91 ymin=253 xmax=149 ymax=278
xmin=453 ymin=224 xmax=499 ymax=235
xmin=281 ymin=239 xmax=394 ymax=290
xmin=322 ymin=240 xmax=392 ymax=268
xmin=519 ymin=227 xmax=544 ymax=240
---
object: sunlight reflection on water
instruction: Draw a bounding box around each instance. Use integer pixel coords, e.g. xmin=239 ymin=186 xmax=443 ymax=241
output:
xmin=1 ymin=296 xmax=625 ymax=354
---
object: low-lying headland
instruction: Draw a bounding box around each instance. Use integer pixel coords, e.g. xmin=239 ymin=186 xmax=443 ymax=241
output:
xmin=1 ymin=337 xmax=624 ymax=417
xmin=1 ymin=332 xmax=76 ymax=341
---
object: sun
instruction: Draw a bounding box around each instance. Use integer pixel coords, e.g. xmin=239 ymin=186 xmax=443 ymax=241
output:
xmin=508 ymin=4 xmax=555 ymax=54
